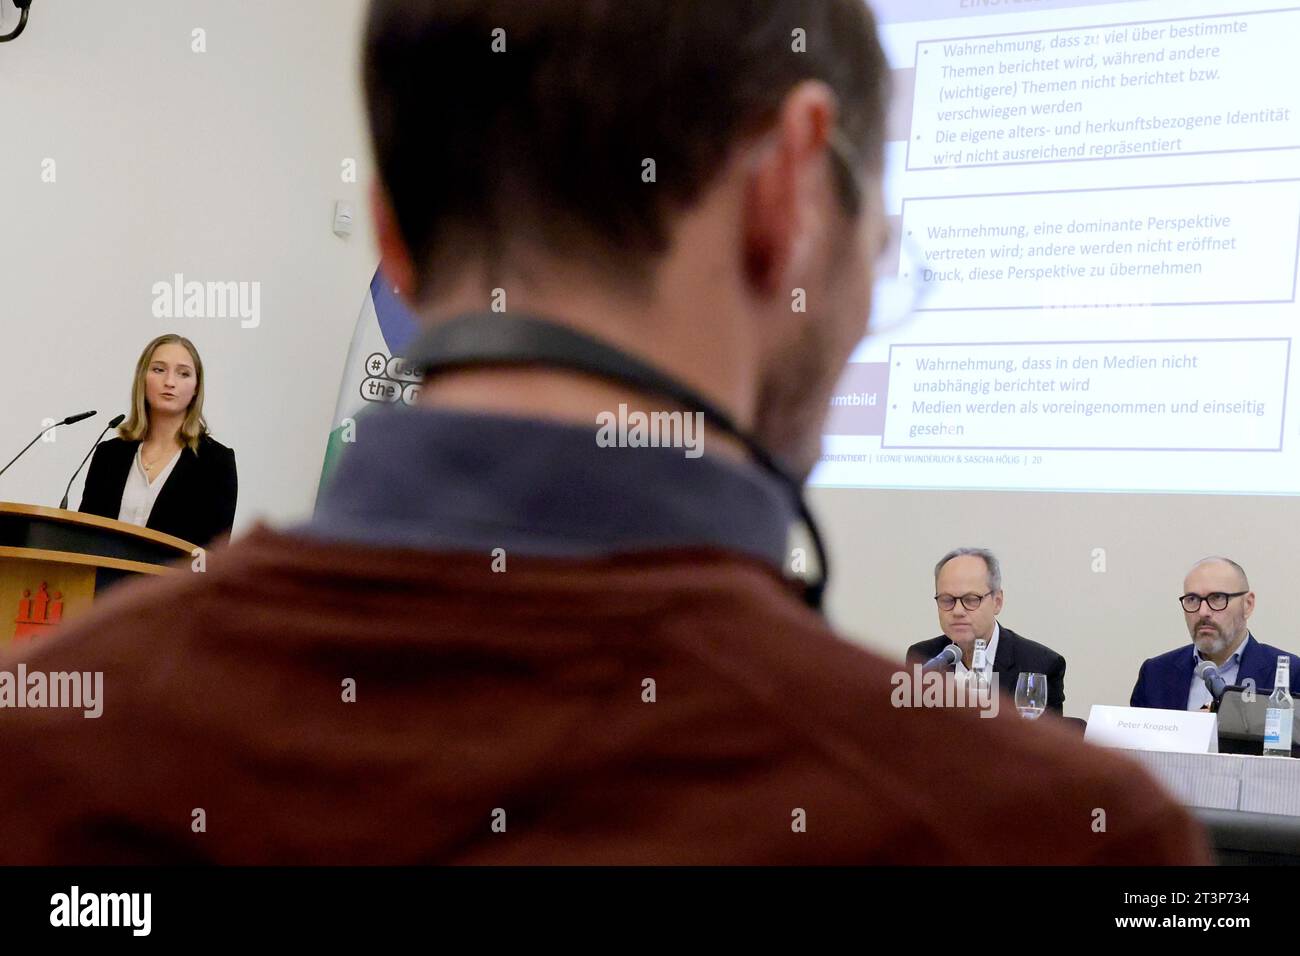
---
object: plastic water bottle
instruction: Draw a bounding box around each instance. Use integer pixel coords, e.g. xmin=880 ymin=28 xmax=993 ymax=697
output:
xmin=1264 ymin=656 xmax=1293 ymax=757
xmin=970 ymin=638 xmax=990 ymax=698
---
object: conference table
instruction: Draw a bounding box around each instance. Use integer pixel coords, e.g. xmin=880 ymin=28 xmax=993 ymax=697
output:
xmin=1130 ymin=749 xmax=1300 ymax=816
xmin=1125 ymin=749 xmax=1300 ymax=863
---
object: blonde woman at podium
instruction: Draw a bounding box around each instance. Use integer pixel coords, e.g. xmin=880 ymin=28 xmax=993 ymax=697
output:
xmin=79 ymin=333 xmax=237 ymax=548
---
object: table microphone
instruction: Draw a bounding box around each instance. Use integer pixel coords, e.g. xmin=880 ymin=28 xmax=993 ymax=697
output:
xmin=0 ymin=410 xmax=97 ymax=480
xmin=922 ymin=644 xmax=963 ymax=673
xmin=59 ymin=413 xmax=126 ymax=509
xmin=1195 ymin=659 xmax=1229 ymax=703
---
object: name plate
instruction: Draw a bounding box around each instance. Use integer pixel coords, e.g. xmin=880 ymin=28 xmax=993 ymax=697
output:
xmin=1084 ymin=705 xmax=1218 ymax=754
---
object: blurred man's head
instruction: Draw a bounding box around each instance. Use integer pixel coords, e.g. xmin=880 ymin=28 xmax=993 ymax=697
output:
xmin=934 ymin=548 xmax=1004 ymax=654
xmin=1181 ymin=557 xmax=1254 ymax=663
xmin=363 ymin=0 xmax=891 ymax=477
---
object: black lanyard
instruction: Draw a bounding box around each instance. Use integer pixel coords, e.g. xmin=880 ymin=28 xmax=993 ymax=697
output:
xmin=401 ymin=312 xmax=829 ymax=611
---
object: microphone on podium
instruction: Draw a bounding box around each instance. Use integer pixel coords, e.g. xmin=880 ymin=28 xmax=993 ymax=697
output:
xmin=922 ymin=643 xmax=964 ymax=674
xmin=59 ymin=413 xmax=126 ymax=510
xmin=0 ymin=410 xmax=98 ymax=480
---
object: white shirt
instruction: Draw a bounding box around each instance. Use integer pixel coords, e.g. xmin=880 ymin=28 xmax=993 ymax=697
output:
xmin=1186 ymin=638 xmax=1245 ymax=712
xmin=117 ymin=445 xmax=182 ymax=528
xmin=954 ymin=621 xmax=1000 ymax=684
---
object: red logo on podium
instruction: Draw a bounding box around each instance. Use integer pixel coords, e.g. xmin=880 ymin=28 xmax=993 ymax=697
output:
xmin=14 ymin=582 xmax=64 ymax=641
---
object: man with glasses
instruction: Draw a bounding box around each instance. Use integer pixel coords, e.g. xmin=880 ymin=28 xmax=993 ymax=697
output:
xmin=1131 ymin=556 xmax=1300 ymax=710
xmin=908 ymin=547 xmax=1067 ymax=713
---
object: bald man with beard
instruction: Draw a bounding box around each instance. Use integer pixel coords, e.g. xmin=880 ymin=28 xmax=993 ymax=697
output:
xmin=1131 ymin=557 xmax=1300 ymax=711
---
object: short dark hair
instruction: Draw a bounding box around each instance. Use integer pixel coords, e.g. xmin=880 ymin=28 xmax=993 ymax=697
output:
xmin=363 ymin=0 xmax=889 ymax=299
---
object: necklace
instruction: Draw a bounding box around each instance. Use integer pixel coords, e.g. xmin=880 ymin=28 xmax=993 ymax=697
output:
xmin=142 ymin=447 xmax=171 ymax=472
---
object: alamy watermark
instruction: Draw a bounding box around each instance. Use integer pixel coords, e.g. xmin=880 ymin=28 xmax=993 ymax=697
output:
xmin=151 ymin=273 xmax=260 ymax=328
xmin=890 ymin=665 xmax=1000 ymax=718
xmin=50 ymin=886 xmax=150 ymax=936
xmin=595 ymin=403 xmax=704 ymax=458
xmin=0 ymin=664 xmax=102 ymax=718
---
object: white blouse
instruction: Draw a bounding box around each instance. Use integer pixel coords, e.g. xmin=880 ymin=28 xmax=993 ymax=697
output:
xmin=117 ymin=445 xmax=183 ymax=527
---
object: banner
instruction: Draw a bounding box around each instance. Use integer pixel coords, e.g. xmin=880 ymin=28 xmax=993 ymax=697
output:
xmin=318 ymin=267 xmax=420 ymax=496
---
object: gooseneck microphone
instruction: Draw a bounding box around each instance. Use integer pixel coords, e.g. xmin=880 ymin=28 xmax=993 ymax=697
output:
xmin=0 ymin=0 xmax=34 ymax=44
xmin=0 ymin=410 xmax=97 ymax=480
xmin=59 ymin=413 xmax=126 ymax=510
xmin=922 ymin=644 xmax=964 ymax=674
xmin=1195 ymin=659 xmax=1229 ymax=704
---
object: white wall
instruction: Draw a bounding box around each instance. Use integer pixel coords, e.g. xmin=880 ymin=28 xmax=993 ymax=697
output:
xmin=0 ymin=0 xmax=376 ymax=532
xmin=813 ymin=486 xmax=1300 ymax=718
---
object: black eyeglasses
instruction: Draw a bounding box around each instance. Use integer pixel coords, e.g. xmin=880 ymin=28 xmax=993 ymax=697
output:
xmin=935 ymin=591 xmax=993 ymax=612
xmin=1179 ymin=591 xmax=1248 ymax=613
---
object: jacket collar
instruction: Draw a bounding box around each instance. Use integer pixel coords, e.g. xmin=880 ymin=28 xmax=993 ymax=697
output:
xmin=992 ymin=623 xmax=1014 ymax=672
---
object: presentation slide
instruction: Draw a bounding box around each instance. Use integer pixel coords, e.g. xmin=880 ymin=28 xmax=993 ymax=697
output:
xmin=813 ymin=0 xmax=1300 ymax=494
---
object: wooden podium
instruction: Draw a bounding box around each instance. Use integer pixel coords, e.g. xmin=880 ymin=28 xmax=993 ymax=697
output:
xmin=0 ymin=502 xmax=197 ymax=645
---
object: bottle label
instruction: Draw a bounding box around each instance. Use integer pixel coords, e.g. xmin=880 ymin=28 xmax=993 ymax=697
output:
xmin=1265 ymin=708 xmax=1293 ymax=749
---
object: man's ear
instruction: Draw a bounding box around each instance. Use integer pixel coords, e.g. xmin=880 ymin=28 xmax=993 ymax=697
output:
xmin=370 ymin=179 xmax=419 ymax=300
xmin=742 ymin=136 xmax=795 ymax=296
xmin=1244 ymin=591 xmax=1256 ymax=619
xmin=741 ymin=81 xmax=838 ymax=296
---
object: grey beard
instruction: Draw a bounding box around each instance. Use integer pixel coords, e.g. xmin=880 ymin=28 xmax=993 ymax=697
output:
xmin=1194 ymin=629 xmax=1230 ymax=657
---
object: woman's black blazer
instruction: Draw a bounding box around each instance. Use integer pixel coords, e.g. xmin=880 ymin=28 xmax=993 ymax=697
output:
xmin=79 ymin=435 xmax=238 ymax=548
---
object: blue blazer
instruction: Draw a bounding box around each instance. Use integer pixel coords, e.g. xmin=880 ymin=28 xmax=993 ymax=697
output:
xmin=1130 ymin=633 xmax=1300 ymax=710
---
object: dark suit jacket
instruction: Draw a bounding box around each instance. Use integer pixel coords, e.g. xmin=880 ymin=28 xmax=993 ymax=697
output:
xmin=79 ymin=435 xmax=237 ymax=549
xmin=1130 ymin=632 xmax=1300 ymax=710
xmin=907 ymin=626 xmax=1067 ymax=713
